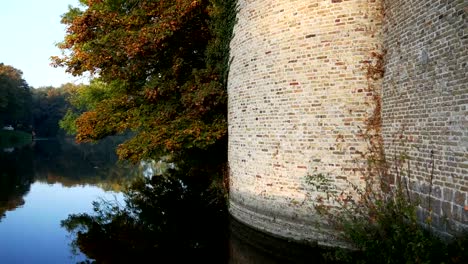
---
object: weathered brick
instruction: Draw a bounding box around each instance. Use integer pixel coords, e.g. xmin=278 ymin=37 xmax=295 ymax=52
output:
xmin=382 ymin=0 xmax=467 ymax=238
xmin=228 ymin=0 xmax=467 ymax=244
xmin=455 ymin=191 xmax=466 ymax=206
xmin=228 ymin=0 xmax=384 ymax=246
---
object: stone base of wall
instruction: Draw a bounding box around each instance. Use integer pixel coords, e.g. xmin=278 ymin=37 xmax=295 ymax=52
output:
xmin=406 ymin=179 xmax=468 ymax=239
xmin=229 ymin=199 xmax=349 ymax=248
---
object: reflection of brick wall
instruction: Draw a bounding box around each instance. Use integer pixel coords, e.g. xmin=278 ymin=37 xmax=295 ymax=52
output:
xmin=382 ymin=0 xmax=468 ymax=237
xmin=228 ymin=0 xmax=383 ymax=245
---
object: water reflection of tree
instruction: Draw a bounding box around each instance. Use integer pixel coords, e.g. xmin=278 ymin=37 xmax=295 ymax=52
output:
xmin=33 ymin=137 xmax=137 ymax=191
xmin=0 ymin=145 xmax=34 ymax=221
xmin=0 ymin=137 xmax=138 ymax=220
xmin=62 ymin=174 xmax=228 ymax=263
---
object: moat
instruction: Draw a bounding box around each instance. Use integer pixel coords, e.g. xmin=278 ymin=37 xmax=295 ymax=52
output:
xmin=0 ymin=139 xmax=323 ymax=263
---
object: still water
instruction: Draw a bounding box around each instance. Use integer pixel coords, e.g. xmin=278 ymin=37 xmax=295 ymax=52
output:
xmin=0 ymin=138 xmax=136 ymax=263
xmin=0 ymin=183 xmax=120 ymax=263
xmin=0 ymin=138 xmax=323 ymax=264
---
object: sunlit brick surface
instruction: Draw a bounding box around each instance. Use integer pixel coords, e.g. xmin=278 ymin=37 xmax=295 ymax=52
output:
xmin=228 ymin=0 xmax=383 ymax=245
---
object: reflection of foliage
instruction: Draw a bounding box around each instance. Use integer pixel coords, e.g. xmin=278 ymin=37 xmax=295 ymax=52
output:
xmin=0 ymin=130 xmax=32 ymax=148
xmin=0 ymin=145 xmax=34 ymax=221
xmin=33 ymin=137 xmax=137 ymax=192
xmin=62 ymin=175 xmax=228 ymax=263
xmin=0 ymin=137 xmax=139 ymax=223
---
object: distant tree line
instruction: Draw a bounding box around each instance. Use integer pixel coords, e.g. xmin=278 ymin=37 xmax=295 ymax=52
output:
xmin=32 ymin=83 xmax=85 ymax=137
xmin=0 ymin=63 xmax=85 ymax=137
xmin=0 ymin=63 xmax=32 ymax=131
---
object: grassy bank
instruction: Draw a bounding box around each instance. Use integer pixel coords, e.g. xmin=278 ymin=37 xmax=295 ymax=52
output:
xmin=0 ymin=130 xmax=32 ymax=148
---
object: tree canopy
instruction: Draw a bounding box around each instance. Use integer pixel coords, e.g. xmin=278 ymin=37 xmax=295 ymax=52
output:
xmin=31 ymin=84 xmax=79 ymax=137
xmin=0 ymin=63 xmax=32 ymax=129
xmin=0 ymin=63 xmax=76 ymax=137
xmin=53 ymin=0 xmax=236 ymax=163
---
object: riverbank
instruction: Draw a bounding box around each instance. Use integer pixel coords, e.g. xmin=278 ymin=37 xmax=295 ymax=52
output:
xmin=0 ymin=130 xmax=32 ymax=148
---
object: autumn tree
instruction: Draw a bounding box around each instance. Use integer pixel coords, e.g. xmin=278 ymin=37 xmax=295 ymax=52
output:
xmin=59 ymin=80 xmax=113 ymax=135
xmin=53 ymin=0 xmax=236 ymax=168
xmin=0 ymin=63 xmax=32 ymax=130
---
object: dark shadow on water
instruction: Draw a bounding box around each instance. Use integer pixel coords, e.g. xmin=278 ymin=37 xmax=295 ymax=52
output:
xmin=61 ymin=175 xmax=230 ymax=263
xmin=229 ymin=217 xmax=333 ymax=264
xmin=0 ymin=138 xmax=348 ymax=263
xmin=61 ymin=173 xmax=346 ymax=263
xmin=0 ymin=144 xmax=34 ymax=221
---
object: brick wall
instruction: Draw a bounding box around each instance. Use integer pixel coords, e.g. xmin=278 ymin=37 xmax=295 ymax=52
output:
xmin=382 ymin=0 xmax=468 ymax=237
xmin=228 ymin=0 xmax=383 ymax=245
xmin=228 ymin=0 xmax=467 ymax=244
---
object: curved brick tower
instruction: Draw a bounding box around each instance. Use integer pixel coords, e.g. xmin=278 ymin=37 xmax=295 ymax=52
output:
xmin=228 ymin=0 xmax=383 ymax=245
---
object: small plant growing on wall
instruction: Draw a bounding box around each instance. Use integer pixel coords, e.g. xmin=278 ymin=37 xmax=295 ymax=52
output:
xmin=306 ymin=48 xmax=467 ymax=262
xmin=306 ymin=134 xmax=467 ymax=263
